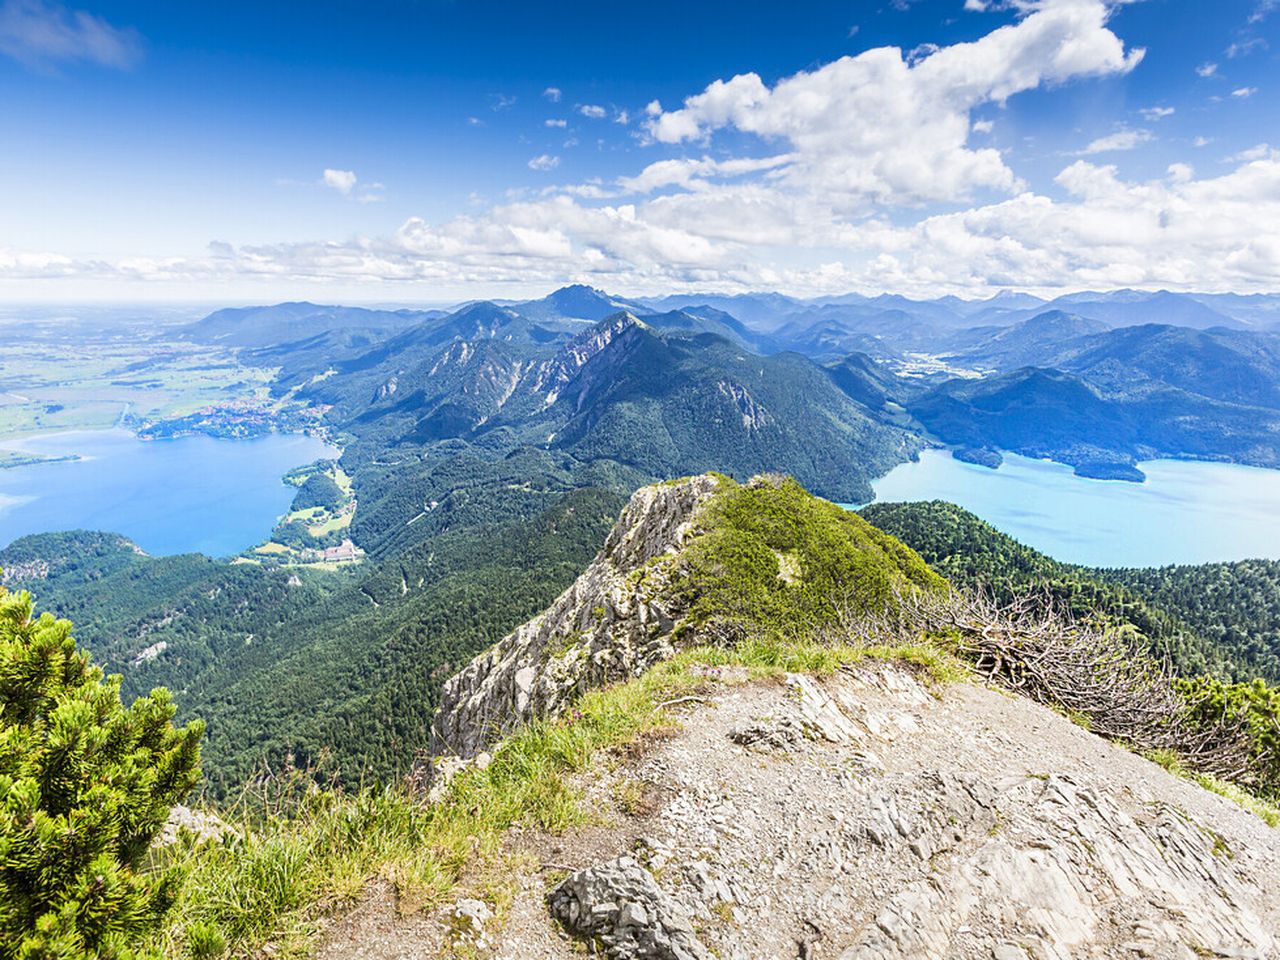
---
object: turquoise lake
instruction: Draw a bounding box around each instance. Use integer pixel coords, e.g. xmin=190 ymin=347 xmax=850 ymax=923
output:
xmin=867 ymin=450 xmax=1280 ymax=568
xmin=0 ymin=429 xmax=338 ymax=557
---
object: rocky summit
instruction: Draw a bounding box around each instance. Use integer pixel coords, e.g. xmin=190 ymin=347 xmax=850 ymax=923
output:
xmin=382 ymin=476 xmax=1280 ymax=958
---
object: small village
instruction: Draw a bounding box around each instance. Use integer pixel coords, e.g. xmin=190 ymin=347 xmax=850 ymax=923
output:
xmin=237 ymin=461 xmax=366 ymax=569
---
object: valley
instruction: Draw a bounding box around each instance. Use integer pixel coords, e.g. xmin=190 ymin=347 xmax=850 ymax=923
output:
xmin=5 ymin=285 xmax=1280 ymax=796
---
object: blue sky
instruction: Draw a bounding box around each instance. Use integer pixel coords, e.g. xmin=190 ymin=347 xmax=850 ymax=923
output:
xmin=1 ymin=0 xmax=1278 ymax=300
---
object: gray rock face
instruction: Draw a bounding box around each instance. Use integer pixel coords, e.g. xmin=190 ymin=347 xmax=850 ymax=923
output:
xmin=547 ymin=857 xmax=712 ymax=960
xmin=429 ymin=474 xmax=720 ymax=759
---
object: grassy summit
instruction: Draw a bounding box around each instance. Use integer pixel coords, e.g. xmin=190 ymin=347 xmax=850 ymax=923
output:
xmin=676 ymin=474 xmax=944 ymax=637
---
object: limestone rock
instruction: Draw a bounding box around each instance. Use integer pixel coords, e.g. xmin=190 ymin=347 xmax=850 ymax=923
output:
xmin=547 ymin=856 xmax=712 ymax=960
xmin=429 ymin=474 xmax=720 ymax=759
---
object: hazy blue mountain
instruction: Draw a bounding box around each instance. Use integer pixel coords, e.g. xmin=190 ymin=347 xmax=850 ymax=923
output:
xmin=945 ymin=310 xmax=1111 ymax=370
xmin=1190 ymin=293 xmax=1280 ymax=330
xmin=181 ymin=301 xmax=442 ymax=347
xmin=515 ymin=284 xmax=648 ymax=323
xmin=772 ymin=305 xmax=944 ymax=359
xmin=636 ymin=306 xmax=769 ymax=351
xmin=1033 ymin=290 xmax=1240 ymax=330
xmin=638 ymin=292 xmax=804 ymax=330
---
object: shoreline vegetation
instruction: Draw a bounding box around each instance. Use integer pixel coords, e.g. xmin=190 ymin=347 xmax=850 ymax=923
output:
xmin=0 ymin=451 xmax=81 ymax=469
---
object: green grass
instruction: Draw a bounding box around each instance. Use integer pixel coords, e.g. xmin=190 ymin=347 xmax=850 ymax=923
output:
xmin=1034 ymin=745 xmax=1280 ymax=841
xmin=672 ymin=475 xmax=946 ymax=640
xmin=1142 ymin=748 xmax=1280 ymax=827
xmin=145 ymin=633 xmax=962 ymax=960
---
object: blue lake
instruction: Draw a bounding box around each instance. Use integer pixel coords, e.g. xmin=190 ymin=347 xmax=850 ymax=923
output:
xmin=0 ymin=429 xmax=338 ymax=557
xmin=867 ymin=450 xmax=1280 ymax=568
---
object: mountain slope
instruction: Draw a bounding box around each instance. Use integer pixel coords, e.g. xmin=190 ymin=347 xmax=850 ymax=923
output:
xmin=403 ymin=475 xmax=1280 ymax=960
xmin=181 ymin=301 xmax=440 ymax=347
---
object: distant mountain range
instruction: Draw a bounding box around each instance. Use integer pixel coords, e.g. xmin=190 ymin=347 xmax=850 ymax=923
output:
xmin=176 ymin=284 xmax=1280 ymax=485
xmin=16 ymin=282 xmax=1280 ymax=793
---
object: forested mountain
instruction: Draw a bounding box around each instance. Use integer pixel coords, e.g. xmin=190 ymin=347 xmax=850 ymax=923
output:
xmin=1057 ymin=324 xmax=1280 ymax=409
xmin=288 ymin=310 xmax=918 ymax=502
xmin=1097 ymin=561 xmax=1280 ymax=684
xmin=0 ymin=482 xmax=624 ymax=793
xmin=909 ymin=361 xmax=1280 ymax=479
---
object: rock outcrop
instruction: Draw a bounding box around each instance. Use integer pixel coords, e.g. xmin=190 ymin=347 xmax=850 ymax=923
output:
xmin=429 ymin=474 xmax=720 ymax=759
xmin=548 ymin=857 xmax=711 ymax=960
xmin=541 ymin=667 xmax=1280 ymax=960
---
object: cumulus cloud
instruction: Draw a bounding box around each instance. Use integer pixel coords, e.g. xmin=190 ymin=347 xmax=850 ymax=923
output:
xmin=1080 ymin=128 xmax=1153 ymax=154
xmin=643 ymin=0 xmax=1143 ymax=208
xmin=577 ymin=104 xmax=606 ymax=119
xmin=545 ymin=118 xmax=567 ymax=128
xmin=528 ymin=154 xmax=560 ymax=171
xmin=322 ymin=169 xmax=358 ymax=194
xmin=543 ymin=86 xmax=562 ymax=102
xmin=1233 ymin=86 xmax=1258 ymax=97
xmin=1139 ymin=106 xmax=1174 ymax=120
xmin=1197 ymin=61 xmax=1218 ymax=77
xmin=13 ymin=0 xmax=1279 ymax=300
xmin=0 ymin=0 xmax=141 ymax=70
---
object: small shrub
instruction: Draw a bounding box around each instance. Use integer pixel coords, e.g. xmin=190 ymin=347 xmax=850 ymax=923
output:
xmin=0 ymin=583 xmax=204 ymax=960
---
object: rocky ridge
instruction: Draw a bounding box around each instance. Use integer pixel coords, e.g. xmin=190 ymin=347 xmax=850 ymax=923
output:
xmin=429 ymin=474 xmax=720 ymax=759
xmin=395 ymin=475 xmax=1280 ymax=959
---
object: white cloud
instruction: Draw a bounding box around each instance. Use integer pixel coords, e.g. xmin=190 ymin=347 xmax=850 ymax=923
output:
xmin=1226 ymin=37 xmax=1266 ymax=58
xmin=1139 ymin=105 xmax=1174 ymax=120
xmin=1197 ymin=61 xmax=1218 ymax=77
xmin=577 ymin=104 xmax=607 ymax=119
xmin=1194 ymin=136 xmax=1212 ymax=147
xmin=972 ymin=119 xmax=995 ymax=133
xmin=614 ymin=109 xmax=630 ymax=125
xmin=11 ymin=148 xmax=1280 ymax=298
xmin=0 ymin=0 xmax=141 ymax=70
xmin=1232 ymin=86 xmax=1258 ymax=98
xmin=1080 ymin=128 xmax=1153 ymax=154
xmin=1231 ymin=143 xmax=1275 ymax=162
xmin=491 ymin=93 xmax=516 ymax=110
xmin=543 ymin=86 xmax=562 ymax=102
xmin=1250 ymin=0 xmax=1278 ymax=23
xmin=644 ymin=0 xmax=1143 ymax=208
xmin=322 ymin=169 xmax=358 ymax=195
xmin=616 ymin=154 xmax=795 ymax=194
xmin=965 ymin=0 xmax=989 ymax=10
xmin=545 ymin=118 xmax=567 ymax=128
xmin=17 ymin=0 xmax=1280 ymax=300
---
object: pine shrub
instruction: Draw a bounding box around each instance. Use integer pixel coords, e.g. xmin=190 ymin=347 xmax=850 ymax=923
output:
xmin=0 ymin=583 xmax=203 ymax=960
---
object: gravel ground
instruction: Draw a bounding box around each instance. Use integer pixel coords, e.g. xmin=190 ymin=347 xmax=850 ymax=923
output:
xmin=321 ymin=664 xmax=1280 ymax=959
